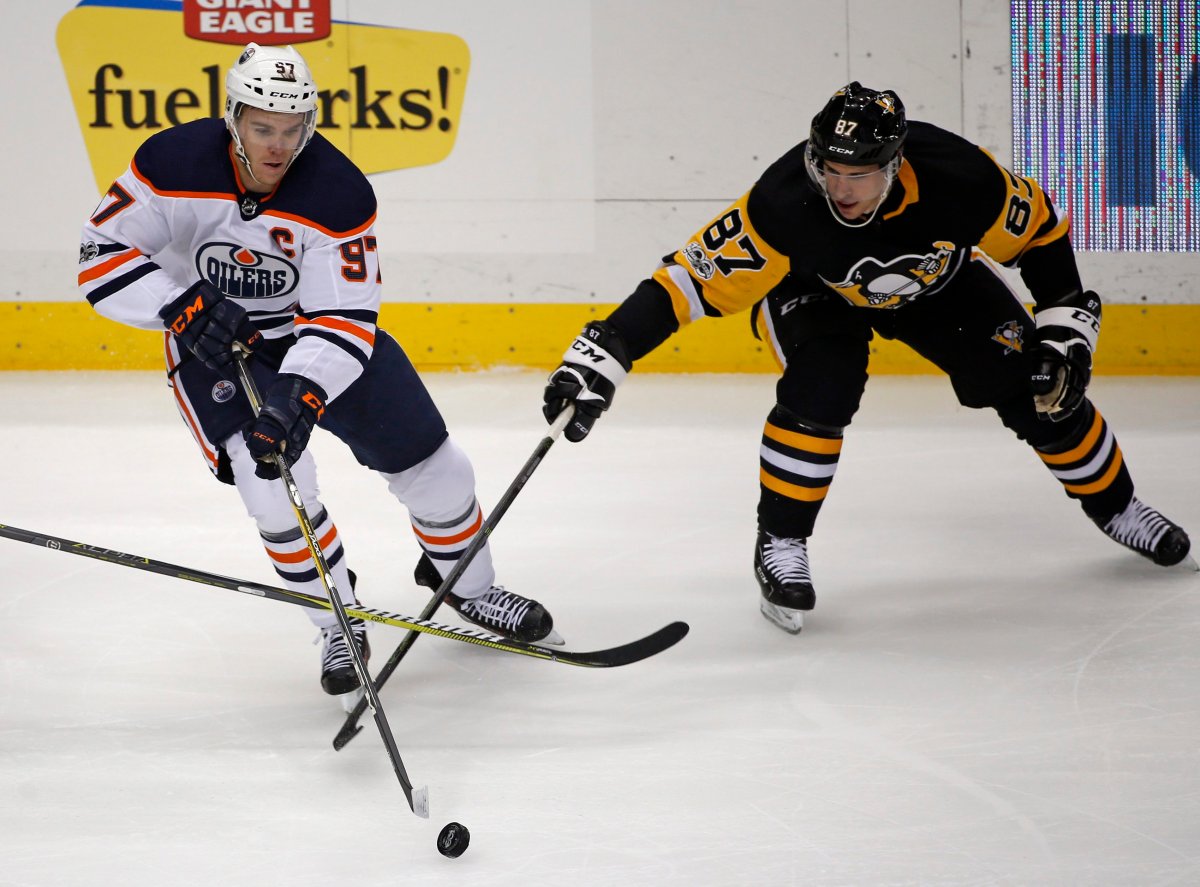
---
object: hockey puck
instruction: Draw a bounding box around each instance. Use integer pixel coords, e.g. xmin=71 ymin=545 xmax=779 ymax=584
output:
xmin=437 ymin=821 xmax=470 ymax=858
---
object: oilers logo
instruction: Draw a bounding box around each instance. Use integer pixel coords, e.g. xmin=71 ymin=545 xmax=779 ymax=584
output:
xmin=823 ymin=241 xmax=964 ymax=308
xmin=212 ymin=379 xmax=237 ymax=403
xmin=195 ymin=242 xmax=299 ymax=300
xmin=992 ymin=320 xmax=1025 ymax=354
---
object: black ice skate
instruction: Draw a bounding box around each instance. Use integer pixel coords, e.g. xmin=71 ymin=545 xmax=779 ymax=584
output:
xmin=1099 ymin=497 xmax=1196 ymax=569
xmin=318 ymin=618 xmax=370 ymax=696
xmin=755 ymin=529 xmax=816 ymax=634
xmin=414 ymin=554 xmax=563 ymax=645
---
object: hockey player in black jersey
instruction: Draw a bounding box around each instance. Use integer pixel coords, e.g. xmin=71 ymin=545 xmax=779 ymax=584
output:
xmin=543 ymin=81 xmax=1194 ymax=634
xmin=79 ymin=42 xmax=561 ymax=701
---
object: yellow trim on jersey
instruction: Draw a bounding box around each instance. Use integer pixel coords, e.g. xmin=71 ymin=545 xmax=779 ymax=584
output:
xmin=975 ymin=147 xmax=1059 ymax=265
xmin=660 ymin=190 xmax=791 ymax=326
xmin=763 ymin=424 xmax=843 ymax=455
xmin=759 ymin=469 xmax=830 ymax=501
xmin=881 ymin=159 xmax=918 ymax=220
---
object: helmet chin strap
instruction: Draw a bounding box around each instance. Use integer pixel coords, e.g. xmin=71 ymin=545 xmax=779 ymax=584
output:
xmin=825 ymin=160 xmax=899 ymax=228
xmin=230 ymin=128 xmax=299 ymax=190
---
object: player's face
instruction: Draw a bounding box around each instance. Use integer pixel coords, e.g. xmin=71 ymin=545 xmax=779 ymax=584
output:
xmin=234 ymin=107 xmax=308 ymax=191
xmin=822 ymin=160 xmax=890 ymax=220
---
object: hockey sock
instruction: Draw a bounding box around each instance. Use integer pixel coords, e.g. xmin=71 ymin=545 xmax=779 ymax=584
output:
xmin=757 ymin=405 xmax=843 ymax=539
xmin=1033 ymin=402 xmax=1134 ymax=524
xmin=410 ymin=498 xmax=496 ymax=599
xmin=258 ymin=507 xmax=356 ymax=628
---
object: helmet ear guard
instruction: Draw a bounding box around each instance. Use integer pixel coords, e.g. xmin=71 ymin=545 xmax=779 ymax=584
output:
xmin=224 ymin=42 xmax=319 ymax=182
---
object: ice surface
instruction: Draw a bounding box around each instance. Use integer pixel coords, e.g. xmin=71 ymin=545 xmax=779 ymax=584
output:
xmin=2 ymin=371 xmax=1198 ymax=886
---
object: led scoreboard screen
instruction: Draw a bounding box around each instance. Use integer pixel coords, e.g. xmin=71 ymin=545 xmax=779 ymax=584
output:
xmin=1012 ymin=3 xmax=1200 ymax=251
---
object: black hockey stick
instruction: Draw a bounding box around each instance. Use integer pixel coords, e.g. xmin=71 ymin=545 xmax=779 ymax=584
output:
xmin=0 ymin=522 xmax=689 ymax=667
xmin=333 ymin=406 xmax=574 ymax=751
xmin=233 ymin=356 xmax=429 ymax=818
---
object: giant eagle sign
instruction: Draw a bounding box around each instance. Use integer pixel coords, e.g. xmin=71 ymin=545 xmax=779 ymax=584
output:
xmin=57 ymin=0 xmax=470 ymax=193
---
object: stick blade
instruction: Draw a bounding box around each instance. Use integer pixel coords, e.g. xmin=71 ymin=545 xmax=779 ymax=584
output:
xmin=410 ymin=785 xmax=430 ymax=819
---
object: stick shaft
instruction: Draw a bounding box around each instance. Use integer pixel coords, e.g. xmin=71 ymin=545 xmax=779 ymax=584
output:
xmin=333 ymin=407 xmax=573 ymax=750
xmin=235 ymin=357 xmax=428 ymax=818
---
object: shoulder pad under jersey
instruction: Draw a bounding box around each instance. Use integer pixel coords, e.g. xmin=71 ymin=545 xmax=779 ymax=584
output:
xmin=131 ymin=118 xmax=235 ymax=194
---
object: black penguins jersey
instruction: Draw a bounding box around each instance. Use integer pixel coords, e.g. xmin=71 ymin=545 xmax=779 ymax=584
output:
xmin=614 ymin=121 xmax=1083 ymax=358
xmin=78 ymin=118 xmax=381 ymax=402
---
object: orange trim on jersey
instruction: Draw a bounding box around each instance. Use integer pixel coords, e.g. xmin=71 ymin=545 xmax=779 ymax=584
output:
xmin=763 ymin=424 xmax=843 ymax=455
xmin=410 ymin=508 xmax=483 ymax=546
xmin=77 ymin=248 xmax=143 ymax=285
xmin=130 ymin=158 xmax=238 ymax=202
xmin=295 ymin=315 xmax=376 ymax=347
xmin=164 ymin=334 xmax=219 ymax=469
xmin=1037 ymin=410 xmax=1104 ymax=465
xmin=881 ymin=159 xmax=919 ymax=220
xmin=759 ymin=469 xmax=830 ymax=502
xmin=266 ymin=523 xmax=340 ymax=564
xmin=130 ymin=152 xmax=374 ymax=239
xmin=1063 ymin=447 xmax=1125 ymax=495
xmin=262 ymin=207 xmax=377 ymax=240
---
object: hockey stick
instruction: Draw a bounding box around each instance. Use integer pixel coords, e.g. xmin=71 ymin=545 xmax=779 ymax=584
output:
xmin=233 ymin=356 xmax=429 ymax=819
xmin=0 ymin=521 xmax=689 ymax=667
xmin=333 ymin=406 xmax=575 ymax=751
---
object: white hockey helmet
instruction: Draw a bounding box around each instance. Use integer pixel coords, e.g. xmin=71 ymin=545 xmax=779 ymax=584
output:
xmin=225 ymin=43 xmax=319 ymax=179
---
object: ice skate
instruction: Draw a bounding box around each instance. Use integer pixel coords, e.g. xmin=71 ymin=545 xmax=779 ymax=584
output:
xmin=754 ymin=529 xmax=816 ymax=633
xmin=415 ymin=554 xmax=563 ymax=645
xmin=1099 ymin=497 xmax=1196 ymax=569
xmin=318 ymin=618 xmax=370 ymax=697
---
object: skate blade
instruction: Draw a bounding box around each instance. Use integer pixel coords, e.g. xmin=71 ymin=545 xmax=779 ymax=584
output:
xmin=1176 ymin=552 xmax=1200 ymax=572
xmin=760 ymin=598 xmax=804 ymax=634
xmin=536 ymin=627 xmax=565 ymax=647
xmin=337 ymin=687 xmax=365 ymax=714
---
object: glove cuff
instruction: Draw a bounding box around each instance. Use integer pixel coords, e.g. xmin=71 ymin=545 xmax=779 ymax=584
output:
xmin=561 ymin=321 xmax=632 ymax=387
xmin=1035 ymin=305 xmax=1099 ymax=352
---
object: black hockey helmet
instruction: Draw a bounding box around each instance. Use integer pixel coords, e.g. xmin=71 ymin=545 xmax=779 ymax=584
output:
xmin=807 ymin=82 xmax=907 ymax=167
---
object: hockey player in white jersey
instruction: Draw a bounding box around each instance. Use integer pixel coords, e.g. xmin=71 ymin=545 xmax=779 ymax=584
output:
xmin=78 ymin=42 xmax=560 ymax=701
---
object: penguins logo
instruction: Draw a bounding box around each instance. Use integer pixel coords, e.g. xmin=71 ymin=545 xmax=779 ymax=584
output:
xmin=992 ymin=320 xmax=1025 ymax=355
xmin=822 ymin=241 xmax=963 ymax=309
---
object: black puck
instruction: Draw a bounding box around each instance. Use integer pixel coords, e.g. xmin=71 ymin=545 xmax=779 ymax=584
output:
xmin=437 ymin=821 xmax=470 ymax=858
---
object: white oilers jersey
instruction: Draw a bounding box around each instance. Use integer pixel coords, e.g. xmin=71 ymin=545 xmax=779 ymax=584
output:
xmin=78 ymin=118 xmax=381 ymax=401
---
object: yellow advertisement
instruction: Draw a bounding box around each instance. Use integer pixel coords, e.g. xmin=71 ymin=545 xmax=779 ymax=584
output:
xmin=57 ymin=1 xmax=470 ymax=193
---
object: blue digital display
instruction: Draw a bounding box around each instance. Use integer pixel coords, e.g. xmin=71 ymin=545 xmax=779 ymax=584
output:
xmin=1012 ymin=3 xmax=1200 ymax=251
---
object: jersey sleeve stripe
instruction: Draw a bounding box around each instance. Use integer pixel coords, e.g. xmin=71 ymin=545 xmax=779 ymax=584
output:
xmin=295 ymin=327 xmax=371 ymax=368
xmin=83 ymin=263 xmax=159 ymax=305
xmin=295 ymin=315 xmax=376 ymax=347
xmin=303 ymin=308 xmax=379 ymax=325
xmin=77 ymin=248 xmax=143 ymax=285
xmin=653 ymin=263 xmax=706 ymax=326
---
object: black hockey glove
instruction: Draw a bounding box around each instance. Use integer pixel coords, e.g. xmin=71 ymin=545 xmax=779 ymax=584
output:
xmin=244 ymin=374 xmax=327 ymax=479
xmin=1029 ymin=289 xmax=1101 ymax=422
xmin=542 ymin=321 xmax=632 ymax=442
xmin=160 ymin=281 xmax=262 ymax=377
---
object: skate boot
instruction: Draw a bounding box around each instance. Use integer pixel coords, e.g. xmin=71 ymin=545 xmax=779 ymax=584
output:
xmin=414 ymin=554 xmax=563 ymax=645
xmin=755 ymin=529 xmax=816 ymax=634
xmin=318 ymin=618 xmax=370 ymax=696
xmin=1099 ymin=497 xmax=1195 ymax=568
